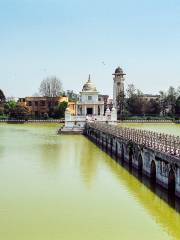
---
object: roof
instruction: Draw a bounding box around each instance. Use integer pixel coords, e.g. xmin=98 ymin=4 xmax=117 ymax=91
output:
xmin=82 ymin=75 xmax=97 ymax=92
xmin=113 ymin=66 xmax=126 ymax=75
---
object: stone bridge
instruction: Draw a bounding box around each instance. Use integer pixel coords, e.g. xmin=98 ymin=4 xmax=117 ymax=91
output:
xmin=84 ymin=122 xmax=180 ymax=198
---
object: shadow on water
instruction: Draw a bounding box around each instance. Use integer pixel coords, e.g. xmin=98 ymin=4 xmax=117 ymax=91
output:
xmin=99 ymin=142 xmax=180 ymax=214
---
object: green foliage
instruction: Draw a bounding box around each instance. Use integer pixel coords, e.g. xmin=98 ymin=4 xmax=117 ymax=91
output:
xmin=0 ymin=107 xmax=4 ymax=115
xmin=117 ymin=91 xmax=125 ymax=116
xmin=4 ymin=100 xmax=17 ymax=114
xmin=0 ymin=89 xmax=5 ymax=102
xmin=175 ymin=96 xmax=180 ymax=114
xmin=144 ymin=99 xmax=161 ymax=115
xmin=125 ymin=84 xmax=180 ymax=117
xmin=159 ymin=86 xmax=180 ymax=116
xmin=0 ymin=114 xmax=8 ymax=119
xmin=126 ymin=96 xmax=144 ymax=114
xmin=4 ymin=101 xmax=30 ymax=119
xmin=52 ymin=101 xmax=68 ymax=118
xmin=8 ymin=105 xmax=30 ymax=120
xmin=125 ymin=87 xmax=146 ymax=115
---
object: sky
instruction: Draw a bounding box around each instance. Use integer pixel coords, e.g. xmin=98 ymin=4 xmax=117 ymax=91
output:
xmin=0 ymin=0 xmax=180 ymax=98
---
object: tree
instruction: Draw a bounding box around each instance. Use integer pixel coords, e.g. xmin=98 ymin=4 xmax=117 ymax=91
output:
xmin=53 ymin=101 xmax=68 ymax=118
xmin=125 ymin=85 xmax=145 ymax=115
xmin=0 ymin=89 xmax=5 ymax=102
xmin=8 ymin=104 xmax=30 ymax=120
xmin=126 ymin=84 xmax=136 ymax=98
xmin=4 ymin=100 xmax=17 ymax=114
xmin=59 ymin=101 xmax=68 ymax=118
xmin=39 ymin=76 xmax=63 ymax=97
xmin=116 ymin=91 xmax=125 ymax=118
xmin=4 ymin=101 xmax=30 ymax=119
xmin=159 ymin=91 xmax=168 ymax=116
xmin=144 ymin=99 xmax=161 ymax=115
xmin=166 ymin=86 xmax=177 ymax=115
xmin=177 ymin=86 xmax=180 ymax=96
xmin=175 ymin=96 xmax=180 ymax=114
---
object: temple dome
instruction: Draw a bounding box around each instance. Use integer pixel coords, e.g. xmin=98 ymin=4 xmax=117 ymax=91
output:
xmin=82 ymin=75 xmax=97 ymax=92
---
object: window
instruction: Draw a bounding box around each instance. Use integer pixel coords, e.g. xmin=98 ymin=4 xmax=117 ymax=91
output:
xmin=35 ymin=111 xmax=38 ymax=116
xmin=88 ymin=96 xmax=92 ymax=101
xmin=35 ymin=101 xmax=38 ymax=106
xmin=28 ymin=101 xmax=32 ymax=106
xmin=40 ymin=101 xmax=45 ymax=106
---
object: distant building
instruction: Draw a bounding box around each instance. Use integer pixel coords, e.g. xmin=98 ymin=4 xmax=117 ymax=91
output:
xmin=68 ymin=102 xmax=76 ymax=115
xmin=107 ymin=98 xmax=113 ymax=110
xmin=18 ymin=96 xmax=76 ymax=117
xmin=141 ymin=94 xmax=160 ymax=101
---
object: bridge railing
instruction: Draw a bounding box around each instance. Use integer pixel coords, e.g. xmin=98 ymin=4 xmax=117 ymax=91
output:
xmin=86 ymin=122 xmax=180 ymax=158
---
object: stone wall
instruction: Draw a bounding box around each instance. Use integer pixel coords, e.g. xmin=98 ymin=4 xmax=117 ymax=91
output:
xmin=84 ymin=123 xmax=180 ymax=198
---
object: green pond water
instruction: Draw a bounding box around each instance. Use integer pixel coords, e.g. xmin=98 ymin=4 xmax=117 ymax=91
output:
xmin=120 ymin=122 xmax=180 ymax=137
xmin=0 ymin=123 xmax=180 ymax=240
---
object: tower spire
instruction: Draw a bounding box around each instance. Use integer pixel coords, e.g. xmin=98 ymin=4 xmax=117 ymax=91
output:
xmin=88 ymin=74 xmax=91 ymax=82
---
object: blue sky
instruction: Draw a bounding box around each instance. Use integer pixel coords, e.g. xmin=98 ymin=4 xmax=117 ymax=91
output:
xmin=0 ymin=0 xmax=180 ymax=97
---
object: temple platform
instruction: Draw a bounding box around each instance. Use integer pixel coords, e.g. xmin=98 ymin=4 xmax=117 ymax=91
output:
xmin=58 ymin=126 xmax=84 ymax=135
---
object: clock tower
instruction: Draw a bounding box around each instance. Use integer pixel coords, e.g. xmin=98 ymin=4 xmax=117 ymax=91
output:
xmin=112 ymin=66 xmax=126 ymax=114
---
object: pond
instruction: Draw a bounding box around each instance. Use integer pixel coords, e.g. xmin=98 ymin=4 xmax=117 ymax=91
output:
xmin=119 ymin=122 xmax=180 ymax=136
xmin=0 ymin=123 xmax=180 ymax=240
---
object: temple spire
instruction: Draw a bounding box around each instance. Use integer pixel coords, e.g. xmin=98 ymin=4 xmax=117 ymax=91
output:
xmin=88 ymin=74 xmax=91 ymax=82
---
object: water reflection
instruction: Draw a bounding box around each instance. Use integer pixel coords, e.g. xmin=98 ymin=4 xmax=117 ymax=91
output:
xmin=98 ymin=145 xmax=180 ymax=239
xmin=39 ymin=142 xmax=63 ymax=171
xmin=76 ymin=136 xmax=99 ymax=188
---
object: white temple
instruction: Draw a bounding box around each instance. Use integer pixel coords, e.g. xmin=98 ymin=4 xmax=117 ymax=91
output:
xmin=62 ymin=75 xmax=117 ymax=133
xmin=77 ymin=74 xmax=104 ymax=116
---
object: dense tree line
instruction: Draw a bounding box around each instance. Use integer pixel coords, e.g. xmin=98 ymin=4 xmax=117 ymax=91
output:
xmin=3 ymin=100 xmax=30 ymax=120
xmin=1 ymin=78 xmax=180 ymax=120
xmin=1 ymin=99 xmax=68 ymax=120
xmin=123 ymin=84 xmax=180 ymax=117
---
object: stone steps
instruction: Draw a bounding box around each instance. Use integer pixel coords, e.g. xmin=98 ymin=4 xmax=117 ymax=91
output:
xmin=58 ymin=126 xmax=84 ymax=135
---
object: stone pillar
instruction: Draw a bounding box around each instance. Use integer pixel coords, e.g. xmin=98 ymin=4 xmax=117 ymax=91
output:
xmin=75 ymin=104 xmax=78 ymax=115
xmin=84 ymin=105 xmax=87 ymax=116
xmin=105 ymin=108 xmax=111 ymax=121
xmin=93 ymin=105 xmax=96 ymax=115
xmin=65 ymin=108 xmax=71 ymax=127
xmin=101 ymin=105 xmax=104 ymax=115
xmin=111 ymin=107 xmax=117 ymax=122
